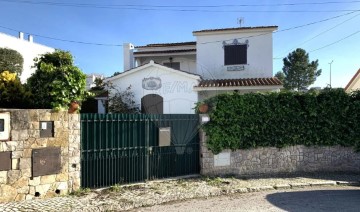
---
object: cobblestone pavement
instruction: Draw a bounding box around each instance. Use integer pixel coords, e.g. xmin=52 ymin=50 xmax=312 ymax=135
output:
xmin=0 ymin=173 xmax=359 ymax=211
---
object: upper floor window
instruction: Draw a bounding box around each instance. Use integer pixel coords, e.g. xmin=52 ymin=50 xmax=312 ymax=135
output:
xmin=163 ymin=62 xmax=180 ymax=70
xmin=224 ymin=45 xmax=247 ymax=65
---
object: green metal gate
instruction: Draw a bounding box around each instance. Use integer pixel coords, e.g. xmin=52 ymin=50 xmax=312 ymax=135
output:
xmin=81 ymin=114 xmax=200 ymax=188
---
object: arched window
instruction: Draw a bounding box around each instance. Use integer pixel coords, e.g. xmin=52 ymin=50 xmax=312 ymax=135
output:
xmin=141 ymin=94 xmax=163 ymax=114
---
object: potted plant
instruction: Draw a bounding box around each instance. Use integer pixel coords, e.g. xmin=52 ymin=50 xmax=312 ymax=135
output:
xmin=197 ymin=102 xmax=209 ymax=113
xmin=68 ymin=100 xmax=80 ymax=113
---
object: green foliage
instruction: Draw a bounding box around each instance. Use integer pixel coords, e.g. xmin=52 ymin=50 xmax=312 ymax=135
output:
xmin=274 ymin=71 xmax=285 ymax=83
xmin=202 ymin=89 xmax=360 ymax=154
xmin=108 ymin=85 xmax=139 ymax=114
xmin=70 ymin=187 xmax=91 ymax=196
xmin=282 ymin=48 xmax=322 ymax=91
xmin=0 ymin=72 xmax=31 ymax=108
xmin=0 ymin=48 xmax=24 ymax=76
xmin=27 ymin=50 xmax=90 ymax=110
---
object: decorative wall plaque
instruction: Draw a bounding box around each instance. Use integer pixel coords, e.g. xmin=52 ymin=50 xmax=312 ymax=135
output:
xmin=0 ymin=151 xmax=11 ymax=171
xmin=227 ymin=65 xmax=245 ymax=71
xmin=142 ymin=77 xmax=162 ymax=90
xmin=32 ymin=147 xmax=61 ymax=177
xmin=222 ymin=39 xmax=249 ymax=47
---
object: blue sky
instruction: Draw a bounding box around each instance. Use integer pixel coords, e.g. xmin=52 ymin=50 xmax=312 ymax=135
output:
xmin=0 ymin=0 xmax=359 ymax=88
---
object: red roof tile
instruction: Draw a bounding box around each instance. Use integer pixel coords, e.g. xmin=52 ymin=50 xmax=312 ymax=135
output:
xmin=196 ymin=78 xmax=282 ymax=88
xmin=134 ymin=49 xmax=196 ymax=55
xmin=135 ymin=41 xmax=196 ymax=48
xmin=193 ymin=26 xmax=278 ymax=34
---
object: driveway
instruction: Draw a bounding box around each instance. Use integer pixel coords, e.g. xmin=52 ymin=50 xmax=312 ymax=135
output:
xmin=133 ymin=186 xmax=360 ymax=212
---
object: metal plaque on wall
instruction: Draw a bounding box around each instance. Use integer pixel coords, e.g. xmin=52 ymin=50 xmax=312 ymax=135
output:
xmin=32 ymin=147 xmax=61 ymax=177
xmin=0 ymin=151 xmax=11 ymax=171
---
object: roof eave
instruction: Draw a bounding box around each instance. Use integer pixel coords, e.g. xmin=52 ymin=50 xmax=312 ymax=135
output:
xmin=193 ymin=85 xmax=283 ymax=91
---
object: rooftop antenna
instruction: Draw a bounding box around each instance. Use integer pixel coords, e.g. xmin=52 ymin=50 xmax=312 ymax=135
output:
xmin=237 ymin=17 xmax=244 ymax=27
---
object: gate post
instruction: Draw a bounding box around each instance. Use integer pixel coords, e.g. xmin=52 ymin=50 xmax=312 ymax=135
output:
xmin=145 ymin=117 xmax=150 ymax=180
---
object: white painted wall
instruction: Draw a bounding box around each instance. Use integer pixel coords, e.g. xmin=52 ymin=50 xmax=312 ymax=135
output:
xmin=0 ymin=32 xmax=55 ymax=83
xmin=138 ymin=55 xmax=197 ymax=74
xmin=195 ymin=30 xmax=274 ymax=79
xmin=107 ymin=64 xmax=199 ymax=114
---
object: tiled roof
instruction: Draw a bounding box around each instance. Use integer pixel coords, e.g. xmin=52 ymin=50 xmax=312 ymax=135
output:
xmin=193 ymin=26 xmax=278 ymax=33
xmin=134 ymin=49 xmax=196 ymax=55
xmin=195 ymin=77 xmax=282 ymax=88
xmin=345 ymin=68 xmax=360 ymax=91
xmin=135 ymin=41 xmax=196 ymax=48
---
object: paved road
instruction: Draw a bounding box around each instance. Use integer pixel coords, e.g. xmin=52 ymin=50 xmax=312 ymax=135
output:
xmin=133 ymin=186 xmax=360 ymax=212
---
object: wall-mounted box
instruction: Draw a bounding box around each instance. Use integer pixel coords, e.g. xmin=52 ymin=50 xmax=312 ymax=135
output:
xmin=0 ymin=151 xmax=11 ymax=171
xmin=32 ymin=147 xmax=61 ymax=177
xmin=0 ymin=112 xmax=10 ymax=141
xmin=39 ymin=121 xmax=54 ymax=138
xmin=159 ymin=127 xmax=171 ymax=147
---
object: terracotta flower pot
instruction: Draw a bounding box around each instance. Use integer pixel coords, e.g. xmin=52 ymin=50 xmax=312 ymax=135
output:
xmin=198 ymin=104 xmax=209 ymax=113
xmin=68 ymin=101 xmax=80 ymax=114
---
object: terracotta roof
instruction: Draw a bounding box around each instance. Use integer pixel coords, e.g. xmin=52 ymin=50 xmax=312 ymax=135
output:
xmin=195 ymin=77 xmax=282 ymax=88
xmin=135 ymin=41 xmax=196 ymax=48
xmin=345 ymin=68 xmax=360 ymax=91
xmin=134 ymin=49 xmax=196 ymax=55
xmin=193 ymin=26 xmax=278 ymax=33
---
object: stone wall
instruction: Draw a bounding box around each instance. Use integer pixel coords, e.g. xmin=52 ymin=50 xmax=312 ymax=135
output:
xmin=0 ymin=109 xmax=81 ymax=203
xmin=200 ymin=131 xmax=360 ymax=176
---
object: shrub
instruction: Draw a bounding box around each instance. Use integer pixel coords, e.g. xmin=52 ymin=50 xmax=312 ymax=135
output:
xmin=202 ymin=88 xmax=360 ymax=154
xmin=0 ymin=71 xmax=31 ymax=108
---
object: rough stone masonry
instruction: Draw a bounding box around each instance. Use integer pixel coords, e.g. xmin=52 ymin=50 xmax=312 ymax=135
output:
xmin=200 ymin=130 xmax=360 ymax=176
xmin=0 ymin=109 xmax=81 ymax=203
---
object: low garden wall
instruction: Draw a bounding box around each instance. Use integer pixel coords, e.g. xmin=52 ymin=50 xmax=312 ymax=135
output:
xmin=0 ymin=109 xmax=81 ymax=203
xmin=200 ymin=131 xmax=360 ymax=176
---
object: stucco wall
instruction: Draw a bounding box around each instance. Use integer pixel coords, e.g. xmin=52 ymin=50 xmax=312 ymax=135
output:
xmin=137 ymin=55 xmax=197 ymax=74
xmin=108 ymin=64 xmax=200 ymax=114
xmin=195 ymin=31 xmax=274 ymax=79
xmin=200 ymin=130 xmax=360 ymax=176
xmin=0 ymin=109 xmax=80 ymax=203
xmin=0 ymin=33 xmax=55 ymax=83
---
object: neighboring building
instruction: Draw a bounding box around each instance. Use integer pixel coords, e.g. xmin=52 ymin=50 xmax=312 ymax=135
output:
xmin=345 ymin=68 xmax=360 ymax=93
xmin=86 ymin=73 xmax=104 ymax=90
xmin=0 ymin=32 xmax=55 ymax=83
xmin=106 ymin=26 xmax=283 ymax=114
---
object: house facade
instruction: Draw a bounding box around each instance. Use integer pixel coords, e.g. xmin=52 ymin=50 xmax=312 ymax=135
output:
xmin=345 ymin=68 xmax=360 ymax=93
xmin=105 ymin=26 xmax=282 ymax=114
xmin=0 ymin=32 xmax=55 ymax=83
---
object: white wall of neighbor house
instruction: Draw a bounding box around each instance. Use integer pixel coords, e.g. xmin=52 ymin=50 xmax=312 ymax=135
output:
xmin=194 ymin=30 xmax=274 ymax=80
xmin=136 ymin=55 xmax=197 ymax=74
xmin=107 ymin=64 xmax=200 ymax=114
xmin=0 ymin=32 xmax=55 ymax=83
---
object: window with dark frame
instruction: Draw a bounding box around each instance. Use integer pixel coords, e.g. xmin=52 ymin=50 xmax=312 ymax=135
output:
xmin=163 ymin=62 xmax=180 ymax=70
xmin=224 ymin=45 xmax=247 ymax=65
xmin=0 ymin=119 xmax=4 ymax=132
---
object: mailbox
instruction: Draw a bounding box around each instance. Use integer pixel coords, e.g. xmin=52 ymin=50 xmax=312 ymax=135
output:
xmin=39 ymin=121 xmax=54 ymax=138
xmin=159 ymin=127 xmax=171 ymax=147
xmin=0 ymin=112 xmax=10 ymax=141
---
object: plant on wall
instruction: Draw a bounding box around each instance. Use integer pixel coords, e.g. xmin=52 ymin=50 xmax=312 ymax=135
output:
xmin=27 ymin=50 xmax=90 ymax=110
xmin=107 ymin=85 xmax=139 ymax=114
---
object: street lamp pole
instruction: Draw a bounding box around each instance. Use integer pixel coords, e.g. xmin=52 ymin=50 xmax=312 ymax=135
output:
xmin=329 ymin=60 xmax=334 ymax=88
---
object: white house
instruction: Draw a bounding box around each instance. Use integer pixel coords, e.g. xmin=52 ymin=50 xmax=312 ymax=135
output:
xmin=105 ymin=25 xmax=283 ymax=114
xmin=0 ymin=32 xmax=55 ymax=83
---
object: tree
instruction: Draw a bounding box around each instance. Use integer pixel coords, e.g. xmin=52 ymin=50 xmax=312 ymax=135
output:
xmin=27 ymin=50 xmax=90 ymax=110
xmin=0 ymin=71 xmax=31 ymax=108
xmin=0 ymin=48 xmax=24 ymax=76
xmin=282 ymin=48 xmax=321 ymax=91
xmin=275 ymin=71 xmax=285 ymax=83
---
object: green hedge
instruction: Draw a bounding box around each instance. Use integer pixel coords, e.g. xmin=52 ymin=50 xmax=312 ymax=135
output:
xmin=202 ymin=88 xmax=360 ymax=154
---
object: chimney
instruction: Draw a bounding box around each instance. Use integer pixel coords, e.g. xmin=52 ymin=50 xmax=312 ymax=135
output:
xmin=28 ymin=35 xmax=33 ymax=43
xmin=123 ymin=43 xmax=135 ymax=71
xmin=19 ymin=32 xmax=24 ymax=40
